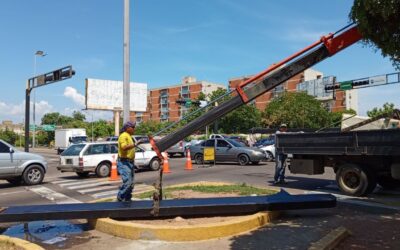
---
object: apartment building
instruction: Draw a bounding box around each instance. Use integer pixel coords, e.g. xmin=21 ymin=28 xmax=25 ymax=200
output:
xmin=0 ymin=121 xmax=24 ymax=134
xmin=229 ymin=68 xmax=353 ymax=113
xmin=132 ymin=76 xmax=226 ymax=123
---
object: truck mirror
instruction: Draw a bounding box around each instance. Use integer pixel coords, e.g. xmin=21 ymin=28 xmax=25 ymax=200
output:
xmin=69 ymin=137 xmax=72 ymax=143
xmin=9 ymin=148 xmax=14 ymax=154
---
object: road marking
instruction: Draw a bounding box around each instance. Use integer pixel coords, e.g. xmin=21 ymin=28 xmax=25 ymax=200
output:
xmin=29 ymin=186 xmax=81 ymax=204
xmin=59 ymin=179 xmax=114 ymax=187
xmin=68 ymin=180 xmax=112 ymax=190
xmin=92 ymin=190 xmax=119 ymax=198
xmin=52 ymin=179 xmax=80 ymax=184
xmin=79 ymin=185 xmax=118 ymax=194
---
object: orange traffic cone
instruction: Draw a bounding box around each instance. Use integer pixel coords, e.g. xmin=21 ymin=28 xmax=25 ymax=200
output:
xmin=185 ymin=148 xmax=193 ymax=171
xmin=161 ymin=152 xmax=171 ymax=174
xmin=109 ymin=155 xmax=120 ymax=181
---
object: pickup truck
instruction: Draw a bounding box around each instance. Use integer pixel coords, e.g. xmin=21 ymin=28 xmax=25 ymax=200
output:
xmin=276 ymin=129 xmax=400 ymax=196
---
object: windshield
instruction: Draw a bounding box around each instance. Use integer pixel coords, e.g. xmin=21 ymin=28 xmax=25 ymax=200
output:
xmin=71 ymin=136 xmax=87 ymax=143
xmin=62 ymin=144 xmax=85 ymax=156
xmin=226 ymin=139 xmax=245 ymax=147
xmin=133 ymin=136 xmax=150 ymax=143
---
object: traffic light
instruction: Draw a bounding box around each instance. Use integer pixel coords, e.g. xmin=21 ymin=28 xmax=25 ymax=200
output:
xmin=352 ymin=79 xmax=369 ymax=87
xmin=324 ymin=84 xmax=340 ymax=91
xmin=36 ymin=66 xmax=75 ymax=86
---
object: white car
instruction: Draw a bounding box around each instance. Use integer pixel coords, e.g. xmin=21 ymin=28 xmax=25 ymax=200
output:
xmin=57 ymin=141 xmax=160 ymax=178
xmin=259 ymin=144 xmax=275 ymax=161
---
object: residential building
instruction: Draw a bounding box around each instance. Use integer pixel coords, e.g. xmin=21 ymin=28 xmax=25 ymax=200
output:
xmin=229 ymin=68 xmax=355 ymax=113
xmin=0 ymin=121 xmax=24 ymax=134
xmin=132 ymin=76 xmax=226 ymax=123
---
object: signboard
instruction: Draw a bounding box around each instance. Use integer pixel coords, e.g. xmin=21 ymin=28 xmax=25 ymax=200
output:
xmin=42 ymin=124 xmax=56 ymax=131
xmin=85 ymin=78 xmax=147 ymax=111
xmin=340 ymin=81 xmax=352 ymax=90
xmin=203 ymin=147 xmax=215 ymax=161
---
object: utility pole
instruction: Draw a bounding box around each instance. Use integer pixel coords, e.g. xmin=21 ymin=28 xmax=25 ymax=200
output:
xmin=123 ymin=0 xmax=130 ymax=123
xmin=32 ymin=50 xmax=46 ymax=148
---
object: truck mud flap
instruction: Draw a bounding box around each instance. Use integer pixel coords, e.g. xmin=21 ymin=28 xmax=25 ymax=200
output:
xmin=0 ymin=190 xmax=336 ymax=222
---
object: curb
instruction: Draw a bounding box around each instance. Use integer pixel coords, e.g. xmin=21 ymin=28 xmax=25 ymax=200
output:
xmin=0 ymin=235 xmax=44 ymax=250
xmin=89 ymin=181 xmax=280 ymax=241
xmin=308 ymin=226 xmax=351 ymax=250
xmin=89 ymin=211 xmax=280 ymax=241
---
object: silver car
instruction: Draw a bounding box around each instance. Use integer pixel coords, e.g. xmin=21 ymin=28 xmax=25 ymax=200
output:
xmin=189 ymin=138 xmax=265 ymax=166
xmin=0 ymin=139 xmax=48 ymax=185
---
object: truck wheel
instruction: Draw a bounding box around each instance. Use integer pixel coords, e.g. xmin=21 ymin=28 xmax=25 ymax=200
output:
xmin=336 ymin=164 xmax=376 ymax=196
xmin=194 ymin=154 xmax=204 ymax=165
xmin=238 ymin=154 xmax=250 ymax=166
xmin=149 ymin=158 xmax=161 ymax=171
xmin=76 ymin=172 xmax=90 ymax=178
xmin=96 ymin=162 xmax=111 ymax=178
xmin=377 ymin=176 xmax=400 ymax=189
xmin=23 ymin=165 xmax=44 ymax=185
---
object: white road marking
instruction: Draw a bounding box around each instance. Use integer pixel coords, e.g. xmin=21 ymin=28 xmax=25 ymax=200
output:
xmin=0 ymin=190 xmax=26 ymax=196
xmin=68 ymin=180 xmax=111 ymax=190
xmin=59 ymin=179 xmax=114 ymax=187
xmin=92 ymin=190 xmax=119 ymax=198
xmin=51 ymin=179 xmax=80 ymax=184
xmin=79 ymin=185 xmax=118 ymax=194
xmin=29 ymin=186 xmax=81 ymax=204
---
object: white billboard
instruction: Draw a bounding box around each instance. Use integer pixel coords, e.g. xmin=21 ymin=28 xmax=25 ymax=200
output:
xmin=85 ymin=78 xmax=147 ymax=111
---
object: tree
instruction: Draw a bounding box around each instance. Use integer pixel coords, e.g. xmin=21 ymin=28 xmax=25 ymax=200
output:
xmin=72 ymin=111 xmax=86 ymax=121
xmin=350 ymin=0 xmax=400 ymax=69
xmin=367 ymin=102 xmax=395 ymax=118
xmin=220 ymin=104 xmax=262 ymax=133
xmin=0 ymin=128 xmax=18 ymax=145
xmin=262 ymin=92 xmax=331 ymax=129
xmin=329 ymin=109 xmax=357 ymax=128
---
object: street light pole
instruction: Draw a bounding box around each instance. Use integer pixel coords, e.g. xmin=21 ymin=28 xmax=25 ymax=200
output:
xmin=32 ymin=50 xmax=46 ymax=148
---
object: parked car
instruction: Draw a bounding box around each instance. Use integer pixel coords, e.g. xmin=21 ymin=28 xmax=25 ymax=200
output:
xmin=209 ymin=134 xmax=228 ymax=139
xmin=57 ymin=141 xmax=160 ymax=178
xmin=227 ymin=136 xmax=249 ymax=146
xmin=254 ymin=136 xmax=275 ymax=148
xmin=189 ymin=138 xmax=265 ymax=166
xmin=167 ymin=141 xmax=187 ymax=157
xmin=0 ymin=139 xmax=48 ymax=185
xmin=259 ymin=144 xmax=275 ymax=161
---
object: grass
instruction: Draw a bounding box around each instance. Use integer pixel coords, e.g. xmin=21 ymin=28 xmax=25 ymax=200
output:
xmin=134 ymin=183 xmax=277 ymax=199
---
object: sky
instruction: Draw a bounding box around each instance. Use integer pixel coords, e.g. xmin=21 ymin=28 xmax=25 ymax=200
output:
xmin=0 ymin=0 xmax=398 ymax=124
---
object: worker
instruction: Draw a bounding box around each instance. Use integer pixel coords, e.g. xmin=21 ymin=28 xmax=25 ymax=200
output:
xmin=273 ymin=123 xmax=288 ymax=185
xmin=117 ymin=121 xmax=136 ymax=202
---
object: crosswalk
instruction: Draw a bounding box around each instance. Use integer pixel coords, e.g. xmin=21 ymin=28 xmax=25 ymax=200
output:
xmin=50 ymin=178 xmax=154 ymax=200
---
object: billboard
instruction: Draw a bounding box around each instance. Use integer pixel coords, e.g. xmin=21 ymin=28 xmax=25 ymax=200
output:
xmin=85 ymin=78 xmax=147 ymax=112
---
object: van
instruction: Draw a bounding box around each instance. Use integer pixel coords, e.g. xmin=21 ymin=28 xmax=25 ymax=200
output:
xmin=57 ymin=141 xmax=160 ymax=178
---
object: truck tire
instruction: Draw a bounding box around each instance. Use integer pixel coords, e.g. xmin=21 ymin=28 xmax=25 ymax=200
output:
xmin=96 ymin=162 xmax=111 ymax=178
xmin=336 ymin=164 xmax=376 ymax=196
xmin=22 ymin=165 xmax=45 ymax=185
xmin=377 ymin=176 xmax=400 ymax=189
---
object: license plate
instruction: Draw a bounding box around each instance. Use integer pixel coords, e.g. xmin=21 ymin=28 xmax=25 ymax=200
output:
xmin=66 ymin=159 xmax=72 ymax=164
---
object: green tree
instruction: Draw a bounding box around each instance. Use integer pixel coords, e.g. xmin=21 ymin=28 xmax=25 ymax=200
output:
xmin=350 ymin=0 xmax=400 ymax=69
xmin=262 ymin=92 xmax=331 ymax=129
xmin=72 ymin=111 xmax=86 ymax=121
xmin=220 ymin=104 xmax=262 ymax=133
xmin=0 ymin=128 xmax=18 ymax=145
xmin=367 ymin=102 xmax=395 ymax=118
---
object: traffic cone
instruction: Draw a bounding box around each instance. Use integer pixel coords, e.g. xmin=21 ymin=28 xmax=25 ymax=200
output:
xmin=185 ymin=148 xmax=193 ymax=171
xmin=109 ymin=155 xmax=120 ymax=181
xmin=161 ymin=152 xmax=171 ymax=174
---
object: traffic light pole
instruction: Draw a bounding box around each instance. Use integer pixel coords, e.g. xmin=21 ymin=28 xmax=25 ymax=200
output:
xmin=24 ymin=66 xmax=75 ymax=152
xmin=24 ymin=85 xmax=31 ymax=152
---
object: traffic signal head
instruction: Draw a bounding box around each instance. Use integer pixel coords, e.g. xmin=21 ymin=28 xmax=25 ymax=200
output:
xmin=35 ymin=66 xmax=75 ymax=86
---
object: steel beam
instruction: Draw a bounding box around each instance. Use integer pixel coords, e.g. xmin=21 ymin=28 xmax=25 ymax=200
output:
xmin=0 ymin=190 xmax=335 ymax=222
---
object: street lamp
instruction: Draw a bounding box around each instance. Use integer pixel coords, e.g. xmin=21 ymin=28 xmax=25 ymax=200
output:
xmin=32 ymin=50 xmax=46 ymax=148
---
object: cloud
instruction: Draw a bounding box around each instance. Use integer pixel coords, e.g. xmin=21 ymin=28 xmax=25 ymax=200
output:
xmin=64 ymin=87 xmax=85 ymax=107
xmin=281 ymin=27 xmax=328 ymax=43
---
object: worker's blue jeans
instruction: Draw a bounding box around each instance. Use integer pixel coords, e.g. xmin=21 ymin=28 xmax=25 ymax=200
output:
xmin=117 ymin=160 xmax=134 ymax=202
xmin=274 ymin=153 xmax=287 ymax=182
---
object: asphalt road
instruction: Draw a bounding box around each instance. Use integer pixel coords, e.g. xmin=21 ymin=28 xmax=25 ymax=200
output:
xmin=1 ymin=148 xmax=399 ymax=250
xmin=0 ymin=147 xmax=338 ymax=207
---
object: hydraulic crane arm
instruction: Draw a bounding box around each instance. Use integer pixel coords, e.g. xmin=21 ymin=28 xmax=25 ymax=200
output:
xmin=150 ymin=24 xmax=362 ymax=155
